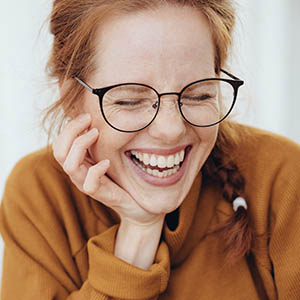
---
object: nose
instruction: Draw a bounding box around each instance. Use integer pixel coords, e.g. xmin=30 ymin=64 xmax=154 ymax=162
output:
xmin=147 ymin=94 xmax=187 ymax=143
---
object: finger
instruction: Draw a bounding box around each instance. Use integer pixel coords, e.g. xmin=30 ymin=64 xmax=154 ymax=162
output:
xmin=92 ymin=175 xmax=132 ymax=210
xmin=63 ymin=128 xmax=99 ymax=185
xmin=83 ymin=159 xmax=110 ymax=195
xmin=53 ymin=113 xmax=92 ymax=164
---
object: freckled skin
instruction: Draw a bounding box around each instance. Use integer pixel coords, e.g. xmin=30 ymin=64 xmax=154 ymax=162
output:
xmin=80 ymin=5 xmax=218 ymax=215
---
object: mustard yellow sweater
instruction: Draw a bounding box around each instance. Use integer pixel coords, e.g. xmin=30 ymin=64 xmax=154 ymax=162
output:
xmin=1 ymin=124 xmax=300 ymax=300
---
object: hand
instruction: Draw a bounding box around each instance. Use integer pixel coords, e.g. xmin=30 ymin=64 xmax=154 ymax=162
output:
xmin=52 ymin=113 xmax=165 ymax=226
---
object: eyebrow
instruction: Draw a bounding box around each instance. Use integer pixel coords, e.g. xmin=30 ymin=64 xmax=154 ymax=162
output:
xmin=118 ymin=85 xmax=150 ymax=91
xmin=108 ymin=85 xmax=155 ymax=96
xmin=185 ymin=80 xmax=218 ymax=91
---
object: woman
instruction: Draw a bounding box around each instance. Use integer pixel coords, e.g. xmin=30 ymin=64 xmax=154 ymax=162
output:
xmin=1 ymin=0 xmax=300 ymax=299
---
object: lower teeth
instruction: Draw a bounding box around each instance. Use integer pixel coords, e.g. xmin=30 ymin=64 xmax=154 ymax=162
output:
xmin=134 ymin=159 xmax=180 ymax=178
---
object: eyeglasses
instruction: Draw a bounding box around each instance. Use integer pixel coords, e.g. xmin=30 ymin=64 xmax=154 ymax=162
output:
xmin=74 ymin=69 xmax=244 ymax=133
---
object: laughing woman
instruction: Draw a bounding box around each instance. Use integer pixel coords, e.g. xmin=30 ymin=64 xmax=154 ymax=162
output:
xmin=1 ymin=0 xmax=300 ymax=299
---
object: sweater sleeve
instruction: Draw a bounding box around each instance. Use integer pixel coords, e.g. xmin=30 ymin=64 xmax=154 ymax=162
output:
xmin=0 ymin=154 xmax=170 ymax=300
xmin=268 ymin=140 xmax=300 ymax=299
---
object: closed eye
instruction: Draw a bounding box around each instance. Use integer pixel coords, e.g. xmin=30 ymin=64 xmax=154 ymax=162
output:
xmin=114 ymin=99 xmax=148 ymax=106
xmin=182 ymin=94 xmax=214 ymax=102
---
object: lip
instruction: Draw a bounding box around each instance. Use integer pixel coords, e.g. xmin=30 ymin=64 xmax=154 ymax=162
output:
xmin=128 ymin=144 xmax=188 ymax=156
xmin=125 ymin=145 xmax=192 ymax=187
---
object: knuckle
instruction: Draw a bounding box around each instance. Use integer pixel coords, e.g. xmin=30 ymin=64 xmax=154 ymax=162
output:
xmin=66 ymin=116 xmax=89 ymax=133
xmin=73 ymin=135 xmax=86 ymax=149
xmin=63 ymin=161 xmax=76 ymax=175
xmin=88 ymin=187 xmax=98 ymax=197
xmin=52 ymin=141 xmax=59 ymax=156
xmin=109 ymin=188 xmax=118 ymax=202
xmin=84 ymin=183 xmax=98 ymax=198
xmin=69 ymin=177 xmax=81 ymax=190
xmin=65 ymin=118 xmax=78 ymax=130
xmin=52 ymin=139 xmax=57 ymax=150
xmin=83 ymin=184 xmax=93 ymax=195
xmin=53 ymin=151 xmax=65 ymax=164
xmin=52 ymin=147 xmax=64 ymax=164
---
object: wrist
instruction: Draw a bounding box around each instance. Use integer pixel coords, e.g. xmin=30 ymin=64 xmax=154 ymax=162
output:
xmin=121 ymin=214 xmax=165 ymax=228
xmin=114 ymin=215 xmax=165 ymax=270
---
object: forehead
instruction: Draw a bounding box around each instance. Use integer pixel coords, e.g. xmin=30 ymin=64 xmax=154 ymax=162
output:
xmin=91 ymin=5 xmax=215 ymax=89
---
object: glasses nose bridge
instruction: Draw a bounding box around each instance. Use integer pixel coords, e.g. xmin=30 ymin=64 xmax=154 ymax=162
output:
xmin=154 ymin=91 xmax=183 ymax=122
xmin=157 ymin=92 xmax=181 ymax=108
xmin=159 ymin=91 xmax=181 ymax=100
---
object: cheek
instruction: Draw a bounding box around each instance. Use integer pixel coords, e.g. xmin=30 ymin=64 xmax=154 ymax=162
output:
xmin=193 ymin=126 xmax=218 ymax=173
xmin=81 ymin=94 xmax=133 ymax=162
xmin=195 ymin=125 xmax=219 ymax=148
xmin=88 ymin=118 xmax=135 ymax=162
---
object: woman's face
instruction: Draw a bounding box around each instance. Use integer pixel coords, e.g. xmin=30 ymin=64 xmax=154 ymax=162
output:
xmin=81 ymin=5 xmax=218 ymax=215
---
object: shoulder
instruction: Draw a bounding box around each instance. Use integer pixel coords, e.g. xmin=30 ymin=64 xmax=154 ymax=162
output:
xmin=1 ymin=146 xmax=91 ymax=229
xmin=3 ymin=146 xmax=75 ymax=204
xmin=228 ymin=122 xmax=300 ymax=177
xmin=2 ymin=146 xmax=70 ymax=209
xmin=6 ymin=146 xmax=65 ymax=186
xmin=228 ymin=123 xmax=300 ymax=227
xmin=230 ymin=122 xmax=300 ymax=160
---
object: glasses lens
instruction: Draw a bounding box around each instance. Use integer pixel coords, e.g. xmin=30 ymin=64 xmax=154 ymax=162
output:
xmin=102 ymin=84 xmax=158 ymax=131
xmin=179 ymin=79 xmax=235 ymax=126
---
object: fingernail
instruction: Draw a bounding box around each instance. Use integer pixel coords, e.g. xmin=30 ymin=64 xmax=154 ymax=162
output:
xmin=102 ymin=159 xmax=110 ymax=167
xmin=78 ymin=113 xmax=91 ymax=122
xmin=88 ymin=128 xmax=99 ymax=136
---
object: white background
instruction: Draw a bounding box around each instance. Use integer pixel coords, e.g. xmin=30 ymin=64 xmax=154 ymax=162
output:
xmin=0 ymin=0 xmax=300 ymax=281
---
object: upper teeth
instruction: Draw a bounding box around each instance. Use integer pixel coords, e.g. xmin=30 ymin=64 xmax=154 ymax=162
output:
xmin=131 ymin=149 xmax=185 ymax=168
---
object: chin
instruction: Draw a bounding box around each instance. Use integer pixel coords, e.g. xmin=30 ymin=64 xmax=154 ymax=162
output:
xmin=136 ymin=196 xmax=182 ymax=215
xmin=128 ymin=175 xmax=196 ymax=215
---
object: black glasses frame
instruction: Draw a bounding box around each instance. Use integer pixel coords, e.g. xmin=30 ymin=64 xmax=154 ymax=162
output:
xmin=74 ymin=69 xmax=244 ymax=133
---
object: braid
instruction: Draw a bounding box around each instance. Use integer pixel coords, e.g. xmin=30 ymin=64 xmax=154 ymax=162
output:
xmin=203 ymin=123 xmax=255 ymax=265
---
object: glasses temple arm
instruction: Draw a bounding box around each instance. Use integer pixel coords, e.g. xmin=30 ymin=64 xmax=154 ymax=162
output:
xmin=73 ymin=76 xmax=94 ymax=92
xmin=220 ymin=69 xmax=242 ymax=81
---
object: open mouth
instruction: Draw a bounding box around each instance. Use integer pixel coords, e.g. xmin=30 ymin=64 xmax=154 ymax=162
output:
xmin=126 ymin=146 xmax=192 ymax=179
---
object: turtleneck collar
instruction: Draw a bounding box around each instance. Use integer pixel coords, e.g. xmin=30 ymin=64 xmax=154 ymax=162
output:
xmin=163 ymin=172 xmax=222 ymax=265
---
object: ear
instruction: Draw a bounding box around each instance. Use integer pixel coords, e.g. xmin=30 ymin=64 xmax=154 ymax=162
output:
xmin=59 ymin=78 xmax=82 ymax=119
